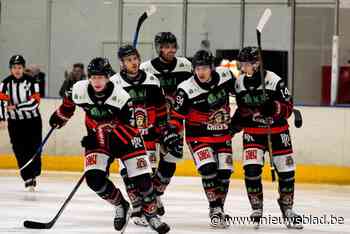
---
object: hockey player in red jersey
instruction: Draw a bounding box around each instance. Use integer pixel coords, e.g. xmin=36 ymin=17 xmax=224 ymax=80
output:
xmin=167 ymin=50 xmax=235 ymax=227
xmin=140 ymin=32 xmax=193 ymax=216
xmin=49 ymin=57 xmax=170 ymax=234
xmin=111 ymin=45 xmax=167 ymax=228
xmin=231 ymin=46 xmax=303 ymax=229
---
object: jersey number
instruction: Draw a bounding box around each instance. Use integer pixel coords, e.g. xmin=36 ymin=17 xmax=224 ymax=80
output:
xmin=280 ymin=88 xmax=290 ymax=99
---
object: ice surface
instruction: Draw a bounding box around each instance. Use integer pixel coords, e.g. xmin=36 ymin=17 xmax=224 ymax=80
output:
xmin=1 ymin=170 xmax=350 ymax=234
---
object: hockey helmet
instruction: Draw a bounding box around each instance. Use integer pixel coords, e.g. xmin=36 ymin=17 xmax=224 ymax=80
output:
xmin=118 ymin=44 xmax=140 ymax=60
xmin=87 ymin=57 xmax=112 ymax=77
xmin=192 ymin=50 xmax=214 ymax=68
xmin=237 ymin=46 xmax=259 ymax=63
xmin=154 ymin=32 xmax=178 ymax=54
xmin=9 ymin=55 xmax=26 ymax=68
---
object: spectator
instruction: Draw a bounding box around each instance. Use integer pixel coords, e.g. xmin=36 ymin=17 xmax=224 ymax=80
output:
xmin=25 ymin=64 xmax=46 ymax=97
xmin=59 ymin=63 xmax=86 ymax=97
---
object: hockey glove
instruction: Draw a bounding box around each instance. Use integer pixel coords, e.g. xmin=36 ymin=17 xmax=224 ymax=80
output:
xmin=49 ymin=111 xmax=67 ymax=129
xmin=81 ymin=135 xmax=98 ymax=150
xmin=162 ymin=128 xmax=181 ymax=152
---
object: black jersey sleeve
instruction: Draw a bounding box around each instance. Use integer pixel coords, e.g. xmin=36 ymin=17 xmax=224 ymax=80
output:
xmin=273 ymin=80 xmax=293 ymax=119
xmin=156 ymin=87 xmax=168 ymax=133
xmin=169 ymin=88 xmax=190 ymax=133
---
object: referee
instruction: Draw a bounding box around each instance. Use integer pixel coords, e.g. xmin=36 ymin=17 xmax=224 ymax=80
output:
xmin=0 ymin=55 xmax=42 ymax=191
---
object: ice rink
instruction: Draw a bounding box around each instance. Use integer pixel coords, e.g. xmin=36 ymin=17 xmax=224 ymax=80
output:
xmin=1 ymin=170 xmax=350 ymax=234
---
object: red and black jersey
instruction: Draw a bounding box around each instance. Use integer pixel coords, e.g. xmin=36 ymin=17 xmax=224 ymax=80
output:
xmin=140 ymin=57 xmax=193 ymax=119
xmin=55 ymin=80 xmax=133 ymax=134
xmin=233 ymin=70 xmax=293 ymax=134
xmin=110 ymin=70 xmax=167 ymax=142
xmin=170 ymin=67 xmax=235 ymax=143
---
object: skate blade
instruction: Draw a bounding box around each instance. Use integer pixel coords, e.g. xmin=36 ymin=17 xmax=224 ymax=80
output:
xmin=133 ymin=217 xmax=149 ymax=227
xmin=253 ymin=222 xmax=260 ymax=229
xmin=286 ymin=224 xmax=304 ymax=230
xmin=120 ymin=208 xmax=132 ymax=234
xmin=209 ymin=223 xmax=227 ymax=229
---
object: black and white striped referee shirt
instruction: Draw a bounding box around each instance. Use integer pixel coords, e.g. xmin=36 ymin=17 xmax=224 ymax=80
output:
xmin=0 ymin=74 xmax=41 ymax=121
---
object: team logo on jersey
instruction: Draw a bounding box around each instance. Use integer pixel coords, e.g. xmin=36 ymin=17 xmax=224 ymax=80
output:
xmin=134 ymin=108 xmax=148 ymax=129
xmin=245 ymin=149 xmax=258 ymax=160
xmin=131 ymin=136 xmax=143 ymax=149
xmin=207 ymin=108 xmax=229 ymax=131
xmin=242 ymin=93 xmax=267 ymax=106
xmin=129 ymin=88 xmax=146 ymax=99
xmin=179 ymin=62 xmax=184 ymax=68
xmin=136 ymin=158 xmax=148 ymax=169
xmin=90 ymin=107 xmax=109 ymax=120
xmin=280 ymin=133 xmax=291 ymax=147
xmin=197 ymin=149 xmax=212 ymax=161
xmin=207 ymin=89 xmax=227 ymax=106
xmin=85 ymin=154 xmax=97 ymax=167
xmin=285 ymin=155 xmax=294 ymax=166
xmin=243 ymin=133 xmax=254 ymax=143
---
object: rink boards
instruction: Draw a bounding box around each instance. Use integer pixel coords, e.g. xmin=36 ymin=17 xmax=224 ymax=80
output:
xmin=1 ymin=99 xmax=350 ymax=184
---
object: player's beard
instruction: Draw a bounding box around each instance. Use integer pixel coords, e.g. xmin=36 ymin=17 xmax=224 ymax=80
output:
xmin=127 ymin=65 xmax=139 ymax=77
xmin=160 ymin=51 xmax=175 ymax=63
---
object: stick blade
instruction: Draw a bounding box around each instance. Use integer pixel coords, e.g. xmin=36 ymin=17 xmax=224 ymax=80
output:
xmin=146 ymin=5 xmax=157 ymax=17
xmin=23 ymin=220 xmax=52 ymax=229
xmin=293 ymin=109 xmax=303 ymax=128
xmin=257 ymin=8 xmax=272 ymax=33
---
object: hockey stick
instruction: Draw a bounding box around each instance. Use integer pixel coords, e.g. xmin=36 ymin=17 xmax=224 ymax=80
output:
xmin=132 ymin=5 xmax=157 ymax=48
xmin=293 ymin=108 xmax=302 ymax=128
xmin=19 ymin=127 xmax=55 ymax=171
xmin=23 ymin=173 xmax=85 ymax=229
xmin=256 ymin=8 xmax=276 ymax=182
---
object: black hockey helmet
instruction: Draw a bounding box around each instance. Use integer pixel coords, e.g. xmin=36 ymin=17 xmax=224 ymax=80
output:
xmin=192 ymin=50 xmax=214 ymax=68
xmin=9 ymin=55 xmax=26 ymax=68
xmin=87 ymin=57 xmax=112 ymax=78
xmin=237 ymin=46 xmax=259 ymax=63
xmin=118 ymin=44 xmax=140 ymax=60
xmin=154 ymin=32 xmax=178 ymax=54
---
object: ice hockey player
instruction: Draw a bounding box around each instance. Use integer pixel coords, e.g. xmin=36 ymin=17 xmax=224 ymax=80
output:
xmin=140 ymin=32 xmax=193 ymax=216
xmin=231 ymin=46 xmax=303 ymax=229
xmin=49 ymin=57 xmax=170 ymax=233
xmin=168 ymin=49 xmax=235 ymax=228
xmin=111 ymin=45 xmax=167 ymax=227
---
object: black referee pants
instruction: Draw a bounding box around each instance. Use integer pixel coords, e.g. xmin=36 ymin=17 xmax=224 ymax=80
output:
xmin=7 ymin=116 xmax=42 ymax=182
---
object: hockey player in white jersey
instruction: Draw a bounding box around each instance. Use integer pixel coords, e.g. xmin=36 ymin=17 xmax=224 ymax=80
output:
xmin=111 ymin=45 xmax=168 ymax=229
xmin=140 ymin=32 xmax=192 ymax=216
xmin=231 ymin=46 xmax=303 ymax=229
xmin=49 ymin=57 xmax=170 ymax=234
